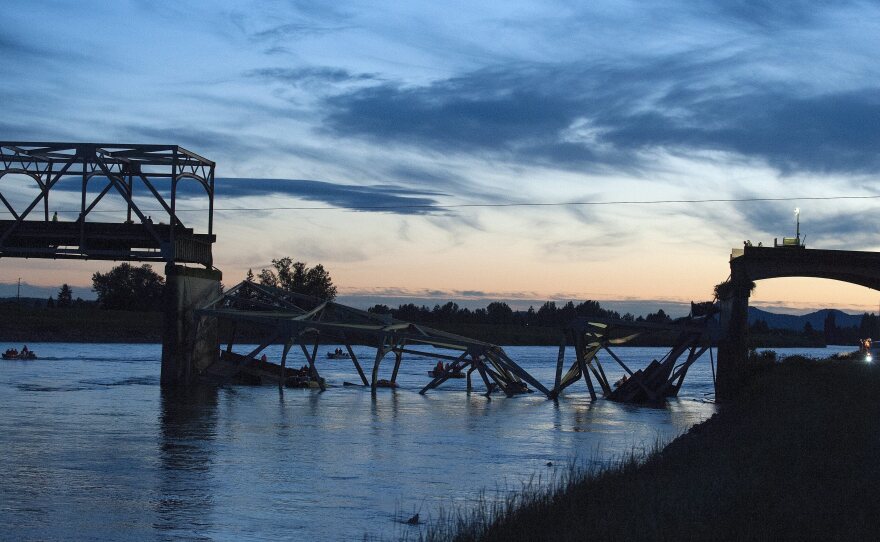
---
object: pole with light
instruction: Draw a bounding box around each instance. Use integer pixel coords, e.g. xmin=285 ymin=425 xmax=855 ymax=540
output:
xmin=794 ymin=207 xmax=800 ymax=244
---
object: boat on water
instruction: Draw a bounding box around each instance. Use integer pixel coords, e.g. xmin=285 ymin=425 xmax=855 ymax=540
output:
xmin=3 ymin=348 xmax=36 ymax=360
xmin=326 ymin=351 xmax=351 ymax=360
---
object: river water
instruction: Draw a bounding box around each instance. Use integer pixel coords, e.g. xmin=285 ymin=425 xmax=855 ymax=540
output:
xmin=0 ymin=343 xmax=852 ymax=541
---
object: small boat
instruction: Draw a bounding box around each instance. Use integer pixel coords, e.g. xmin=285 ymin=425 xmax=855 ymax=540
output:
xmin=428 ymin=369 xmax=465 ymax=379
xmin=2 ymin=349 xmax=36 ymax=360
xmin=326 ymin=351 xmax=351 ymax=360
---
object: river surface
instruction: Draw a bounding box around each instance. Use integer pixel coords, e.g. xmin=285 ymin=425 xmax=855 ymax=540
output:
xmin=0 ymin=343 xmax=852 ymax=541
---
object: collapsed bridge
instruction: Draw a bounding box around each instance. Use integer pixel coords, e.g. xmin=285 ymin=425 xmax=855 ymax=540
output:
xmin=197 ymin=280 xmax=551 ymax=397
xmin=196 ymin=280 xmax=718 ymax=402
xmin=0 ymin=141 xmax=720 ymax=403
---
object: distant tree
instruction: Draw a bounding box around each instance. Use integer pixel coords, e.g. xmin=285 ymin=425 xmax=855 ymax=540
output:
xmin=859 ymin=312 xmax=879 ymax=339
xmin=257 ymin=268 xmax=278 ymax=288
xmin=486 ymin=301 xmax=514 ymax=324
xmin=46 ymin=296 xmax=55 ymax=309
xmin=57 ymin=283 xmax=73 ymax=308
xmin=690 ymin=301 xmax=716 ymax=317
xmin=537 ymin=301 xmax=559 ymax=326
xmin=91 ymin=263 xmax=165 ymax=311
xmin=750 ymin=319 xmax=770 ymax=333
xmin=257 ymin=257 xmax=337 ymax=300
xmin=525 ymin=306 xmax=537 ymax=325
xmin=823 ymin=311 xmax=838 ymax=344
xmin=645 ymin=309 xmax=672 ymax=323
xmin=433 ymin=301 xmax=460 ymax=320
xmin=368 ymin=304 xmax=391 ymax=314
xmin=559 ymin=301 xmax=577 ymax=323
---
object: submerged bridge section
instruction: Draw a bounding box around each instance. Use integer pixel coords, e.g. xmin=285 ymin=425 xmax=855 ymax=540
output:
xmin=717 ymin=246 xmax=880 ymax=397
xmin=551 ymin=314 xmax=717 ymax=403
xmin=0 ymin=142 xmax=221 ymax=386
xmin=197 ymin=281 xmax=551 ymax=397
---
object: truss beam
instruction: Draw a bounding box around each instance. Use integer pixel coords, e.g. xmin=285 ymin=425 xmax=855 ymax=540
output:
xmin=0 ymin=142 xmax=215 ymax=266
xmin=198 ymin=280 xmax=543 ymax=397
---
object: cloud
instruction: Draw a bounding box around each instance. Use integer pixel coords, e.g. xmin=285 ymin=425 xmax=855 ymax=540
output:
xmin=0 ymin=33 xmax=42 ymax=57
xmin=320 ymin=50 xmax=880 ymax=176
xmin=214 ymin=178 xmax=446 ymax=215
xmin=41 ymin=175 xmax=448 ymax=216
xmin=731 ymin=198 xmax=880 ymax=249
xmin=245 ymin=66 xmax=377 ymax=86
xmin=697 ymin=0 xmax=847 ymax=30
xmin=127 ymin=126 xmax=255 ymax=158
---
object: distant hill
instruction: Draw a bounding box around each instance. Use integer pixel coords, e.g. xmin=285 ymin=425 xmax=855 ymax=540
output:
xmin=748 ymin=307 xmax=864 ymax=331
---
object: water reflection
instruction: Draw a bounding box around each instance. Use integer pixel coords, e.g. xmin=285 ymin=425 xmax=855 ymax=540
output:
xmin=155 ymin=385 xmax=218 ymax=538
xmin=0 ymin=343 xmax=781 ymax=541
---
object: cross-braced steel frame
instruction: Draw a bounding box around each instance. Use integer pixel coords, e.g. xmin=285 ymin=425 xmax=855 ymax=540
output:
xmin=0 ymin=142 xmax=215 ymax=266
xmin=197 ymin=281 xmax=551 ymax=397
xmin=550 ymin=315 xmax=716 ymax=402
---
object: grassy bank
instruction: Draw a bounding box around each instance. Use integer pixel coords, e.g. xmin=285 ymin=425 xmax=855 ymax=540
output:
xmin=430 ymin=356 xmax=880 ymax=541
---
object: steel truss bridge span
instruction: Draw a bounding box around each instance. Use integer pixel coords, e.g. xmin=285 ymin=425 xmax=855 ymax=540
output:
xmin=0 ymin=142 xmax=215 ymax=266
xmin=198 ymin=280 xmax=717 ymax=402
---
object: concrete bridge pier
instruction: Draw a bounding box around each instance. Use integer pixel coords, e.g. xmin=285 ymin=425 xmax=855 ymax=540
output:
xmin=715 ymin=274 xmax=751 ymax=400
xmin=161 ymin=264 xmax=223 ymax=386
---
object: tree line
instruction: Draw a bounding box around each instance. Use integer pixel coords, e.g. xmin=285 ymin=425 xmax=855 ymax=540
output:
xmin=47 ymin=258 xmax=337 ymax=311
xmin=47 ymin=258 xmax=880 ymax=345
xmin=366 ymin=300 xmax=675 ymax=327
xmin=750 ymin=311 xmax=880 ymax=345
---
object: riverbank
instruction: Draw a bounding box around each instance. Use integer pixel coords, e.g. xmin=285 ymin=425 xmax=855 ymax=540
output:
xmin=432 ymin=355 xmax=880 ymax=541
xmin=0 ymin=305 xmax=827 ymax=347
xmin=0 ymin=305 xmax=163 ymax=342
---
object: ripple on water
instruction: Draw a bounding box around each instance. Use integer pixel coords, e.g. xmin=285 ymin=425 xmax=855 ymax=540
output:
xmin=17 ymin=343 xmax=851 ymax=540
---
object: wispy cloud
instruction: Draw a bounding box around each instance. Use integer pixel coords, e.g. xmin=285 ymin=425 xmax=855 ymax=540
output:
xmin=320 ymin=50 xmax=880 ymax=175
xmin=250 ymin=22 xmax=348 ymax=42
xmin=215 ymin=178 xmax=446 ymax=215
xmin=245 ymin=66 xmax=378 ymax=86
xmin=43 ymin=175 xmax=448 ymax=216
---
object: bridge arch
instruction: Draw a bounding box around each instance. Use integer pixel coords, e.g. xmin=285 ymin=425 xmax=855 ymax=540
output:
xmin=731 ymin=246 xmax=880 ymax=291
xmin=717 ymin=245 xmax=880 ymax=399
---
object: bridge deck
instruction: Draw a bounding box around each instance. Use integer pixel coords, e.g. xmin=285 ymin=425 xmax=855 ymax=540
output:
xmin=0 ymin=220 xmax=215 ymax=265
xmin=732 ymin=246 xmax=880 ymax=290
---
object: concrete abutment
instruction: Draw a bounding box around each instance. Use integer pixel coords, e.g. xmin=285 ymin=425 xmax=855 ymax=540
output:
xmin=161 ymin=264 xmax=222 ymax=386
xmin=715 ymin=279 xmax=751 ymax=400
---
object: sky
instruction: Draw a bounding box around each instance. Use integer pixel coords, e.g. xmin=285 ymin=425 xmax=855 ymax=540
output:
xmin=2 ymin=0 xmax=880 ymax=316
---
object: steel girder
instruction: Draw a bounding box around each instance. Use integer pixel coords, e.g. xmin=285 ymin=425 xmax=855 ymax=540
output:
xmin=0 ymin=142 xmax=215 ymax=266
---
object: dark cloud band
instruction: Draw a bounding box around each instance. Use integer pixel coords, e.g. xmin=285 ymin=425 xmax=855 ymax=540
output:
xmin=320 ymin=57 xmax=880 ymax=176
